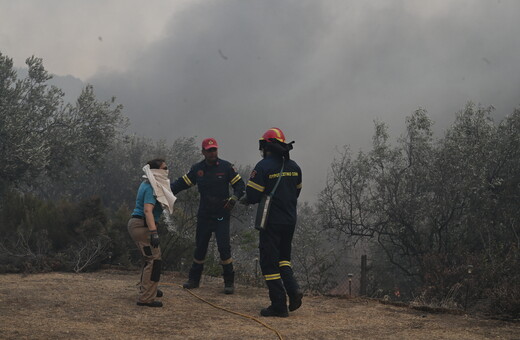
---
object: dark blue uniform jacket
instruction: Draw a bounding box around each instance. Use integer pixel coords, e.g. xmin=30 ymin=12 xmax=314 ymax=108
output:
xmin=246 ymin=155 xmax=302 ymax=225
xmin=171 ymin=158 xmax=245 ymax=219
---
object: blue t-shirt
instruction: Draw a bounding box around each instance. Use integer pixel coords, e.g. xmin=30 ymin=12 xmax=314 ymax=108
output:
xmin=132 ymin=181 xmax=163 ymax=222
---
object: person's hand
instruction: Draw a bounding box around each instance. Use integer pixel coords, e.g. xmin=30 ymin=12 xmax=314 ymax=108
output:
xmin=223 ymin=195 xmax=238 ymax=211
xmin=150 ymin=231 xmax=160 ymax=248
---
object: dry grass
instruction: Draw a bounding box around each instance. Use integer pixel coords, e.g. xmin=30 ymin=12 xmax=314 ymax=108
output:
xmin=0 ymin=270 xmax=519 ymax=340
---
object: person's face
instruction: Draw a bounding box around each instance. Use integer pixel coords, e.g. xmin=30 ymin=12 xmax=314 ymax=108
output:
xmin=202 ymin=147 xmax=218 ymax=163
xmin=159 ymin=162 xmax=168 ymax=170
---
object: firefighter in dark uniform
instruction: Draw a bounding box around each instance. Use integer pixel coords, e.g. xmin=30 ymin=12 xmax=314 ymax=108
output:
xmin=242 ymin=128 xmax=303 ymax=317
xmin=171 ymin=138 xmax=245 ymax=294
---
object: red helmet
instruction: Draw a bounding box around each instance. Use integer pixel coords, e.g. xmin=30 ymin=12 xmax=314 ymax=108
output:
xmin=260 ymin=127 xmax=286 ymax=143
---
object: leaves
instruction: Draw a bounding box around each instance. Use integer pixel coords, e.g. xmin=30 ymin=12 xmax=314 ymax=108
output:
xmin=0 ymin=53 xmax=126 ymax=189
xmin=320 ymin=105 xmax=520 ymax=315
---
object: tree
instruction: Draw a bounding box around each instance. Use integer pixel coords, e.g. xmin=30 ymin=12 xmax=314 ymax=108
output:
xmin=320 ymin=104 xmax=520 ymax=316
xmin=292 ymin=202 xmax=338 ymax=293
xmin=0 ymin=52 xmax=127 ymax=196
xmin=0 ymin=54 xmax=63 ymax=187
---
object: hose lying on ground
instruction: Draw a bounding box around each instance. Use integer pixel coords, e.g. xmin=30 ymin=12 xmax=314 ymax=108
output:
xmin=160 ymin=282 xmax=284 ymax=340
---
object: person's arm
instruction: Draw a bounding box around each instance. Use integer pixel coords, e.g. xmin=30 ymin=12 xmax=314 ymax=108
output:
xmin=144 ymin=203 xmax=157 ymax=232
xmin=245 ymin=165 xmax=266 ymax=204
xmin=229 ymin=165 xmax=245 ymax=199
xmin=296 ymin=165 xmax=302 ymax=198
xmin=223 ymin=165 xmax=246 ymax=210
xmin=143 ymin=186 xmax=160 ymax=247
xmin=170 ymin=166 xmax=197 ymax=195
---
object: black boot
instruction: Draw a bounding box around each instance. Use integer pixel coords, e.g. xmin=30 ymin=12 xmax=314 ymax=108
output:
xmin=183 ymin=280 xmax=199 ymax=289
xmin=223 ymin=263 xmax=234 ymax=295
xmin=261 ymin=279 xmax=288 ymax=317
xmin=280 ymin=266 xmax=303 ymax=311
xmin=260 ymin=305 xmax=289 ymax=317
xmin=289 ymin=290 xmax=303 ymax=311
xmin=223 ymin=272 xmax=235 ymax=294
xmin=137 ymin=301 xmax=163 ymax=307
xmin=183 ymin=262 xmax=203 ymax=289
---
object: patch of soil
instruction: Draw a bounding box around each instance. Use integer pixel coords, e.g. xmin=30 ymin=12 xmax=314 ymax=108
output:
xmin=0 ymin=270 xmax=518 ymax=339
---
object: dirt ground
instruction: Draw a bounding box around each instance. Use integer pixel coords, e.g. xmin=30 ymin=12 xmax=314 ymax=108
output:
xmin=0 ymin=270 xmax=518 ymax=340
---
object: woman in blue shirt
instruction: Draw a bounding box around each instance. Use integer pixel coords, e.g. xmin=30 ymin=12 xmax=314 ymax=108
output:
xmin=127 ymin=158 xmax=167 ymax=307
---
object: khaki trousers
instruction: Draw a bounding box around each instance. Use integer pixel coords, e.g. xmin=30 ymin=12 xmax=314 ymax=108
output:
xmin=127 ymin=217 xmax=162 ymax=303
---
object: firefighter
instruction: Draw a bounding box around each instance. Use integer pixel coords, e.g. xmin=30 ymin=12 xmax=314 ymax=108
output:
xmin=171 ymin=138 xmax=245 ymax=294
xmin=242 ymin=128 xmax=303 ymax=317
xmin=128 ymin=158 xmax=172 ymax=307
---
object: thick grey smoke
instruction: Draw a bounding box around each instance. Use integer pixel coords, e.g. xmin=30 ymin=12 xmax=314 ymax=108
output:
xmin=89 ymin=0 xmax=520 ymax=201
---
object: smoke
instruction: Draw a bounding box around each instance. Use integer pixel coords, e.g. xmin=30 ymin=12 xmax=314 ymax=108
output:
xmin=81 ymin=0 xmax=520 ymax=201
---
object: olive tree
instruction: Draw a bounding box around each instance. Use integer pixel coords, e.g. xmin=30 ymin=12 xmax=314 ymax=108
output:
xmin=0 ymin=52 xmax=127 ymax=195
xmin=320 ymin=104 xmax=520 ymax=316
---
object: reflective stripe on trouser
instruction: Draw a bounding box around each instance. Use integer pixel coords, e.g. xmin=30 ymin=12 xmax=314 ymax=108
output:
xmin=128 ymin=218 xmax=161 ymax=303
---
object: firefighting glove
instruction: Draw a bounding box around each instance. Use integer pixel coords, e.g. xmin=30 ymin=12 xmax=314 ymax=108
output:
xmin=223 ymin=195 xmax=238 ymax=211
xmin=150 ymin=231 xmax=160 ymax=248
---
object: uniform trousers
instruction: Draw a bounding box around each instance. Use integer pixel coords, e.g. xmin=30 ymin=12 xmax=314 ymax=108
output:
xmin=194 ymin=216 xmax=232 ymax=262
xmin=188 ymin=216 xmax=234 ymax=283
xmin=127 ymin=217 xmax=162 ymax=303
xmin=259 ymin=223 xmax=300 ymax=311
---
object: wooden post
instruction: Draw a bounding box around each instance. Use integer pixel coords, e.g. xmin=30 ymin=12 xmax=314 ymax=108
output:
xmin=360 ymin=255 xmax=367 ymax=296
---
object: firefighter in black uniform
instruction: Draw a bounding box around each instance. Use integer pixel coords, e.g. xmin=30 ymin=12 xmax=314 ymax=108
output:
xmin=242 ymin=128 xmax=303 ymax=317
xmin=171 ymin=138 xmax=245 ymax=294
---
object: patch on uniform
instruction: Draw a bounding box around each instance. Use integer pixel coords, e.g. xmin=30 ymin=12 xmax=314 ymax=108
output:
xmin=250 ymin=170 xmax=257 ymax=179
xmin=197 ymin=170 xmax=204 ymax=177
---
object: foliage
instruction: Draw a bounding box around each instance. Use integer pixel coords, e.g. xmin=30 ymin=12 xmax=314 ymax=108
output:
xmin=0 ymin=53 xmax=126 ymax=194
xmin=292 ymin=202 xmax=338 ymax=293
xmin=0 ymin=191 xmax=110 ymax=273
xmin=4 ymin=51 xmax=517 ymax=318
xmin=320 ymin=104 xmax=520 ymax=317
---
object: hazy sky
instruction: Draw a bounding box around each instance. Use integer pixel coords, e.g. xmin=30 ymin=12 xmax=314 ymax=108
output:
xmin=1 ymin=0 xmax=519 ymax=201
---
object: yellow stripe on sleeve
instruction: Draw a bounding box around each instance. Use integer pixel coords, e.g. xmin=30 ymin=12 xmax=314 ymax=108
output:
xmin=230 ymin=174 xmax=241 ymax=185
xmin=279 ymin=261 xmax=291 ymax=267
xmin=247 ymin=181 xmax=265 ymax=192
xmin=183 ymin=175 xmax=194 ymax=186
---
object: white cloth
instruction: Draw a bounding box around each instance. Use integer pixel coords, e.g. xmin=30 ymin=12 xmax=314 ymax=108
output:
xmin=142 ymin=164 xmax=176 ymax=214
